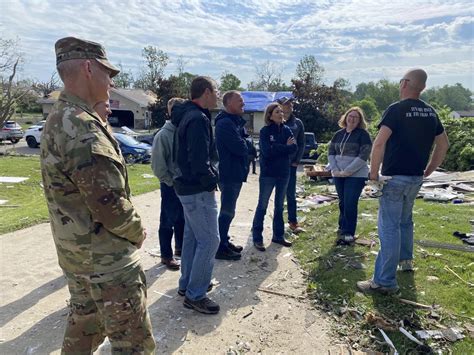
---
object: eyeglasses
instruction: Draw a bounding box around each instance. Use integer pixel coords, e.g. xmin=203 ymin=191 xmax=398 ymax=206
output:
xmin=399 ymin=78 xmax=410 ymax=84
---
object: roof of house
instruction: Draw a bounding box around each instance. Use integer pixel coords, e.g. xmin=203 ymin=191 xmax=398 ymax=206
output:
xmin=37 ymin=88 xmax=157 ymax=108
xmin=241 ymin=91 xmax=293 ymax=112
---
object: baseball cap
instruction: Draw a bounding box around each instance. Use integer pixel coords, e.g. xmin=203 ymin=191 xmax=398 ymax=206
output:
xmin=55 ymin=37 xmax=120 ymax=77
xmin=276 ymin=96 xmax=294 ymax=105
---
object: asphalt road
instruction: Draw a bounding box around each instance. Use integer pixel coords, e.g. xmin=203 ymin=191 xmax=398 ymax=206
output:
xmin=0 ymin=139 xmax=40 ymax=156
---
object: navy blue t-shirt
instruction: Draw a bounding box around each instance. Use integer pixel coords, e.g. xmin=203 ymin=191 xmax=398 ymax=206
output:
xmin=379 ymin=99 xmax=444 ymax=176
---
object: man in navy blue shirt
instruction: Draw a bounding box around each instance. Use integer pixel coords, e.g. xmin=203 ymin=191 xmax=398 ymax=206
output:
xmin=215 ymin=91 xmax=249 ymax=260
xmin=357 ymin=69 xmax=449 ymax=295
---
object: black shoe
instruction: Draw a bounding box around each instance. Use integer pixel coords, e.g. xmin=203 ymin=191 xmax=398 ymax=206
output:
xmin=174 ymin=249 xmax=182 ymax=257
xmin=215 ymin=247 xmax=241 ymax=260
xmin=253 ymin=242 xmax=266 ymax=252
xmin=228 ymin=241 xmax=243 ymax=253
xmin=184 ymin=296 xmax=220 ymax=314
xmin=272 ymin=238 xmax=292 ymax=247
xmin=178 ymin=283 xmax=214 ymax=297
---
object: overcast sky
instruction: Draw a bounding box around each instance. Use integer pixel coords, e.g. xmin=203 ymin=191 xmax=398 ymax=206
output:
xmin=2 ymin=0 xmax=473 ymax=91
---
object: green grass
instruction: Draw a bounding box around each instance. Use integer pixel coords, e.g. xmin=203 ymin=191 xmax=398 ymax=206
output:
xmin=0 ymin=156 xmax=159 ymax=234
xmin=293 ymin=180 xmax=474 ymax=354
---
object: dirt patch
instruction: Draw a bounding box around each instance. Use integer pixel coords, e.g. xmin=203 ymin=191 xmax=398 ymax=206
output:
xmin=0 ymin=173 xmax=333 ymax=354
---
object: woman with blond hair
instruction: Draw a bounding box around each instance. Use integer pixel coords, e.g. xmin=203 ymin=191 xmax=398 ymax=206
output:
xmin=328 ymin=107 xmax=372 ymax=244
xmin=251 ymin=103 xmax=297 ymax=251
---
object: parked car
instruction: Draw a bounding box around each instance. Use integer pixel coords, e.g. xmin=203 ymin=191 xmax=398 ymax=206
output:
xmin=302 ymin=132 xmax=319 ymax=160
xmin=0 ymin=120 xmax=24 ymax=144
xmin=24 ymin=120 xmax=46 ymax=148
xmin=137 ymin=130 xmax=159 ymax=146
xmin=114 ymin=133 xmax=152 ymax=164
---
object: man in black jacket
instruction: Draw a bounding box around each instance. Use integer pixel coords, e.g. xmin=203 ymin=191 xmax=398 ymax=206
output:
xmin=215 ymin=91 xmax=248 ymax=260
xmin=171 ymin=76 xmax=220 ymax=314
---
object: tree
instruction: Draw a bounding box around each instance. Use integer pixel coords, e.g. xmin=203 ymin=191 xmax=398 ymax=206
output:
xmin=353 ymin=79 xmax=399 ymax=112
xmin=247 ymin=61 xmax=291 ymax=91
xmin=113 ymin=64 xmax=134 ymax=88
xmin=134 ymin=46 xmax=169 ymax=91
xmin=34 ymin=72 xmax=60 ymax=98
xmin=292 ymin=78 xmax=345 ymax=141
xmin=220 ymin=72 xmax=243 ymax=92
xmin=351 ymin=97 xmax=379 ymax=122
xmin=295 ymin=55 xmax=324 ymax=87
xmin=422 ymin=83 xmax=472 ymax=111
xmin=0 ymin=37 xmax=29 ymax=125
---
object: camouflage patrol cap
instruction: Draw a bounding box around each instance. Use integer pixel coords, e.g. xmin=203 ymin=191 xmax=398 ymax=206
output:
xmin=55 ymin=37 xmax=120 ymax=77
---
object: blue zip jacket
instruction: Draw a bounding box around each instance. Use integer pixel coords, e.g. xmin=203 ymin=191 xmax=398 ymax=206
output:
xmin=259 ymin=123 xmax=297 ymax=178
xmin=215 ymin=111 xmax=249 ymax=183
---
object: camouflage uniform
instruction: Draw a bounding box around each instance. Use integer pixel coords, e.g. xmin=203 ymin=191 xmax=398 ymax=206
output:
xmin=41 ymin=86 xmax=155 ymax=351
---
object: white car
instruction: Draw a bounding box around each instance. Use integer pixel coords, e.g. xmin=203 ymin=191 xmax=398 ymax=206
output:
xmin=24 ymin=120 xmax=46 ymax=148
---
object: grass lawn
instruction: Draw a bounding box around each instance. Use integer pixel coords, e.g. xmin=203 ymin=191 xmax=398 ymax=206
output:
xmin=0 ymin=156 xmax=159 ymax=234
xmin=293 ymin=180 xmax=473 ymax=354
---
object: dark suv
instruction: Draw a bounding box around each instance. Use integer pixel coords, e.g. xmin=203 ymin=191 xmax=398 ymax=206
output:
xmin=302 ymin=132 xmax=318 ymax=160
xmin=0 ymin=121 xmax=24 ymax=144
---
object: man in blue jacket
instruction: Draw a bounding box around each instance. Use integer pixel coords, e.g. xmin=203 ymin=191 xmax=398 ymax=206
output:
xmin=171 ymin=76 xmax=220 ymax=314
xmin=215 ymin=91 xmax=249 ymax=260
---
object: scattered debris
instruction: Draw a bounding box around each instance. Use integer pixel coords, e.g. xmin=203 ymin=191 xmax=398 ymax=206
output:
xmin=141 ymin=173 xmax=155 ymax=179
xmin=415 ymin=327 xmax=465 ymax=342
xmin=444 ymin=265 xmax=474 ymax=287
xmin=399 ymin=298 xmax=436 ymax=310
xmin=242 ymin=310 xmax=253 ymax=319
xmin=365 ymin=312 xmax=397 ymax=331
xmin=426 ymin=275 xmax=439 ymax=282
xmin=399 ymin=327 xmax=424 ymax=345
xmin=415 ymin=240 xmax=474 ymax=253
xmin=0 ymin=176 xmax=29 ymax=183
xmin=153 ymin=290 xmax=173 ymax=299
xmin=257 ymin=287 xmax=305 ymax=300
xmin=378 ymin=328 xmax=399 ymax=354
xmin=354 ymin=238 xmax=377 ymax=248
xmin=0 ymin=199 xmax=8 ymax=205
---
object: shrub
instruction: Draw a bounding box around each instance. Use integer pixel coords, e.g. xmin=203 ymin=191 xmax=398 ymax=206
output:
xmin=316 ymin=143 xmax=328 ymax=165
xmin=440 ymin=115 xmax=474 ymax=171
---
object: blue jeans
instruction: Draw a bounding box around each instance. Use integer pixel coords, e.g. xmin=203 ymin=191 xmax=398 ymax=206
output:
xmin=218 ymin=182 xmax=243 ymax=251
xmin=178 ymin=191 xmax=220 ymax=301
xmin=252 ymin=176 xmax=289 ymax=243
xmin=158 ymin=183 xmax=184 ymax=259
xmin=286 ymin=165 xmax=298 ymax=224
xmin=333 ymin=177 xmax=366 ymax=236
xmin=373 ymin=175 xmax=423 ymax=288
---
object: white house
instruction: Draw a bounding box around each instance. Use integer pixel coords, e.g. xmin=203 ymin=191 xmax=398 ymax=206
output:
xmin=450 ymin=110 xmax=474 ymax=119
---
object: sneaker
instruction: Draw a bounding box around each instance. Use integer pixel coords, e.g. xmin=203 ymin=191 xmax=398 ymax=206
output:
xmin=289 ymin=222 xmax=305 ymax=234
xmin=272 ymin=238 xmax=292 ymax=247
xmin=398 ymin=260 xmax=414 ymax=272
xmin=215 ymin=247 xmax=241 ymax=260
xmin=184 ymin=296 xmax=220 ymax=314
xmin=253 ymin=242 xmax=266 ymax=252
xmin=161 ymin=258 xmax=180 ymax=271
xmin=228 ymin=241 xmax=243 ymax=253
xmin=336 ymin=234 xmax=355 ymax=245
xmin=356 ymin=279 xmax=399 ymax=295
xmin=178 ymin=283 xmax=214 ymax=297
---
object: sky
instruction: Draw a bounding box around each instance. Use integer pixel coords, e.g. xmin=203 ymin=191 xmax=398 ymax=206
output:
xmin=1 ymin=0 xmax=474 ymax=91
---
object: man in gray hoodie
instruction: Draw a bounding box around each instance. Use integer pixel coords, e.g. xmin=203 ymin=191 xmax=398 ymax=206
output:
xmin=151 ymin=98 xmax=185 ymax=270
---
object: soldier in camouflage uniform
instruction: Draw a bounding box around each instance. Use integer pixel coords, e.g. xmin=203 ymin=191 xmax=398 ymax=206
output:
xmin=40 ymin=37 xmax=156 ymax=354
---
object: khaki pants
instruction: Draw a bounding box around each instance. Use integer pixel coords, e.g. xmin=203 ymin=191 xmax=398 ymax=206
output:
xmin=62 ymin=263 xmax=155 ymax=354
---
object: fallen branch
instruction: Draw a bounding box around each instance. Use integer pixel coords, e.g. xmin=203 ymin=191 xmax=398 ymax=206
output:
xmin=257 ymin=287 xmax=305 ymax=300
xmin=444 ymin=265 xmax=474 ymax=287
xmin=399 ymin=298 xmax=434 ymax=309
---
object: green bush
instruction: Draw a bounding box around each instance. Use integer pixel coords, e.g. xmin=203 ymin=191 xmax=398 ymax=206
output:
xmin=440 ymin=116 xmax=474 ymax=171
xmin=316 ymin=143 xmax=328 ymax=165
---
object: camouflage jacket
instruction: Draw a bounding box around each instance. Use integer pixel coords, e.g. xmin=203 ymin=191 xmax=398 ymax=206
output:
xmin=40 ymin=91 xmax=144 ymax=275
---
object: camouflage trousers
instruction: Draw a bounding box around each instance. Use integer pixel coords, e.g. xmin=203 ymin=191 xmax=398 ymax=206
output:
xmin=62 ymin=263 xmax=155 ymax=354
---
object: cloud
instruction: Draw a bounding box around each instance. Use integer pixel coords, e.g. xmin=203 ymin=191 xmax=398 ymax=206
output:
xmin=1 ymin=0 xmax=473 ymax=90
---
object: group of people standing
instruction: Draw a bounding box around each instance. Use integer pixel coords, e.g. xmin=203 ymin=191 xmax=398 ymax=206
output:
xmin=150 ymin=80 xmax=307 ymax=314
xmin=39 ymin=36 xmax=449 ymax=353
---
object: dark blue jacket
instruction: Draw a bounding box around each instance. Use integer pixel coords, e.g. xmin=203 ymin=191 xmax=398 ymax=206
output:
xmin=259 ymin=123 xmax=297 ymax=178
xmin=215 ymin=111 xmax=249 ymax=183
xmin=171 ymin=101 xmax=218 ymax=195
